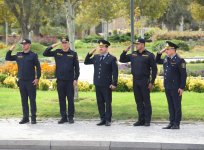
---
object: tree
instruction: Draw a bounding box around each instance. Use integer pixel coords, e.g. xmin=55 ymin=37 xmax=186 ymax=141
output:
xmin=158 ymin=0 xmax=192 ymax=30
xmin=76 ymin=0 xmax=124 ymax=40
xmin=190 ymin=1 xmax=204 ymax=28
xmin=0 ymin=0 xmax=16 ymax=44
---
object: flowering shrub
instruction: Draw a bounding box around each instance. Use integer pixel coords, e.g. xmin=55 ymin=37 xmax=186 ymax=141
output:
xmin=41 ymin=62 xmax=56 ymax=79
xmin=3 ymin=76 xmax=17 ymax=88
xmin=0 ymin=62 xmax=18 ymax=76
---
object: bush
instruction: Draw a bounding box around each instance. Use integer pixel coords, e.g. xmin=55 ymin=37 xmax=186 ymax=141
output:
xmin=32 ymin=36 xmax=57 ymax=46
xmin=187 ymin=76 xmax=204 ymax=93
xmin=152 ymin=78 xmax=164 ymax=92
xmin=82 ymin=35 xmax=102 ymax=43
xmin=3 ymin=76 xmax=17 ymax=88
xmin=0 ymin=74 xmax=7 ymax=83
xmin=39 ymin=79 xmax=51 ymax=91
xmin=78 ymin=81 xmax=92 ymax=92
xmin=52 ymin=79 xmax=57 ymax=90
xmin=152 ymin=31 xmax=204 ymax=41
xmin=41 ymin=62 xmax=56 ymax=79
xmin=0 ymin=62 xmax=18 ymax=76
xmin=0 ymin=43 xmax=7 ymax=49
xmin=116 ymin=76 xmax=130 ymax=92
xmin=151 ymin=40 xmax=189 ymax=52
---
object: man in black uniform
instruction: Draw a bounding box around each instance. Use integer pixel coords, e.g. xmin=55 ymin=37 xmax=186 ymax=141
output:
xmin=43 ymin=36 xmax=79 ymax=124
xmin=84 ymin=39 xmax=118 ymax=126
xmin=156 ymin=41 xmax=187 ymax=129
xmin=120 ymin=38 xmax=157 ymax=126
xmin=5 ymin=39 xmax=41 ymax=124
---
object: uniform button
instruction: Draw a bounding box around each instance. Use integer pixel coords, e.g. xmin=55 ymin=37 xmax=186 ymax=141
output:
xmin=98 ymin=76 xmax=100 ymax=78
xmin=99 ymin=72 xmax=100 ymax=74
xmin=167 ymin=66 xmax=168 ymax=67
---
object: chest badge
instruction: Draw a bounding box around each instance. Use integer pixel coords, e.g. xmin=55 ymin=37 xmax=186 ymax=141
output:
xmin=57 ymin=53 xmax=63 ymax=56
xmin=17 ymin=55 xmax=23 ymax=59
xmin=142 ymin=54 xmax=148 ymax=57
xmin=132 ymin=54 xmax=137 ymax=57
xmin=67 ymin=54 xmax=73 ymax=57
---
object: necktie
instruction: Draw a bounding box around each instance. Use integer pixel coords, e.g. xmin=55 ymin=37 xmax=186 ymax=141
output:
xmin=100 ymin=55 xmax=104 ymax=62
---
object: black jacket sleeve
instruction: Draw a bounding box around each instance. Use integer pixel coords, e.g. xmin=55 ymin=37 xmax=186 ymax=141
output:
xmin=5 ymin=50 xmax=16 ymax=61
xmin=34 ymin=54 xmax=41 ymax=79
xmin=43 ymin=47 xmax=56 ymax=57
xmin=119 ymin=51 xmax=130 ymax=63
xmin=112 ymin=57 xmax=118 ymax=86
xmin=84 ymin=53 xmax=94 ymax=64
xmin=149 ymin=53 xmax=157 ymax=84
xmin=155 ymin=52 xmax=164 ymax=64
xmin=178 ymin=59 xmax=187 ymax=89
xmin=74 ymin=53 xmax=80 ymax=80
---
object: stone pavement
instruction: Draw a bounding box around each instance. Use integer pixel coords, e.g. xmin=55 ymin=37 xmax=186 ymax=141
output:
xmin=0 ymin=119 xmax=204 ymax=150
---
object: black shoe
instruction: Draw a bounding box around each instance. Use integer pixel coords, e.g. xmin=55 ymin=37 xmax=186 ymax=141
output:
xmin=58 ymin=118 xmax=68 ymax=124
xmin=144 ymin=122 xmax=150 ymax=126
xmin=105 ymin=121 xmax=111 ymax=126
xmin=162 ymin=124 xmax=173 ymax=129
xmin=133 ymin=121 xmax=145 ymax=126
xmin=96 ymin=120 xmax=106 ymax=126
xmin=31 ymin=118 xmax=36 ymax=124
xmin=171 ymin=125 xmax=180 ymax=129
xmin=68 ymin=118 xmax=74 ymax=124
xmin=19 ymin=118 xmax=29 ymax=124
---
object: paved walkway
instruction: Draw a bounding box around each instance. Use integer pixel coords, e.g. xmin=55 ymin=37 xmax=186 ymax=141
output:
xmin=0 ymin=119 xmax=204 ymax=149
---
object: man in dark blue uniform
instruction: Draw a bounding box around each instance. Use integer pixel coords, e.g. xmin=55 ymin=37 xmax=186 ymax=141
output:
xmin=84 ymin=39 xmax=118 ymax=126
xmin=43 ymin=36 xmax=80 ymax=124
xmin=156 ymin=41 xmax=187 ymax=129
xmin=5 ymin=39 xmax=41 ymax=124
xmin=120 ymin=38 xmax=157 ymax=126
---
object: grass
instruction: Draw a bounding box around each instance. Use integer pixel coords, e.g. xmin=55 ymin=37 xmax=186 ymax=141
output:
xmin=0 ymin=88 xmax=204 ymax=121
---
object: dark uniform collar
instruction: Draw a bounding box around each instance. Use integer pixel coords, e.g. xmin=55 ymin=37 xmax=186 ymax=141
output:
xmin=22 ymin=51 xmax=31 ymax=54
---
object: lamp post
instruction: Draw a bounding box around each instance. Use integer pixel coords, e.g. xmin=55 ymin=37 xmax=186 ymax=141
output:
xmin=130 ymin=0 xmax=134 ymax=52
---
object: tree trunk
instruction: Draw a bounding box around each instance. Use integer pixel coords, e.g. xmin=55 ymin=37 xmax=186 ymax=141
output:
xmin=65 ymin=0 xmax=75 ymax=50
xmin=64 ymin=0 xmax=78 ymax=100
xmin=21 ymin=24 xmax=29 ymax=39
xmin=33 ymin=24 xmax=40 ymax=36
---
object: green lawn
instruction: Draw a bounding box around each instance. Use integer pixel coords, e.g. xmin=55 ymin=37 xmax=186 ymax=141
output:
xmin=0 ymin=88 xmax=203 ymax=121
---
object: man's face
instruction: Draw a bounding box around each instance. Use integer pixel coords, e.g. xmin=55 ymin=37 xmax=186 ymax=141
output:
xmin=135 ymin=43 xmax=144 ymax=51
xmin=99 ymin=45 xmax=108 ymax=54
xmin=61 ymin=41 xmax=70 ymax=50
xmin=165 ymin=47 xmax=176 ymax=56
xmin=22 ymin=43 xmax=31 ymax=52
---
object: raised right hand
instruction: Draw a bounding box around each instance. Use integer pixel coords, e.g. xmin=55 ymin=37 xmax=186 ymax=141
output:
xmin=159 ymin=48 xmax=166 ymax=54
xmin=9 ymin=44 xmax=16 ymax=51
xmin=51 ymin=42 xmax=61 ymax=48
xmin=89 ymin=48 xmax=97 ymax=55
xmin=124 ymin=45 xmax=132 ymax=52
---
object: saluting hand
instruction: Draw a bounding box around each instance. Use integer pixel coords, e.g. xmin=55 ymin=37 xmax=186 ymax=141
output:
xmin=89 ymin=48 xmax=97 ymax=55
xmin=9 ymin=44 xmax=16 ymax=51
xmin=51 ymin=42 xmax=61 ymax=48
xmin=159 ymin=48 xmax=166 ymax=54
xmin=124 ymin=45 xmax=133 ymax=52
xmin=178 ymin=88 xmax=184 ymax=96
xmin=110 ymin=84 xmax=116 ymax=90
xmin=32 ymin=79 xmax=39 ymax=86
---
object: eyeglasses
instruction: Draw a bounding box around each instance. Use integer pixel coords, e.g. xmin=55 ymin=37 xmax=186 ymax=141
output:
xmin=62 ymin=42 xmax=68 ymax=44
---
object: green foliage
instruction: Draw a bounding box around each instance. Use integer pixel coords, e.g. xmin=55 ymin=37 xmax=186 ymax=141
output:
xmin=0 ymin=74 xmax=7 ymax=84
xmin=186 ymin=76 xmax=204 ymax=93
xmin=82 ymin=35 xmax=102 ymax=43
xmin=3 ymin=76 xmax=17 ymax=88
xmin=39 ymin=79 xmax=50 ymax=91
